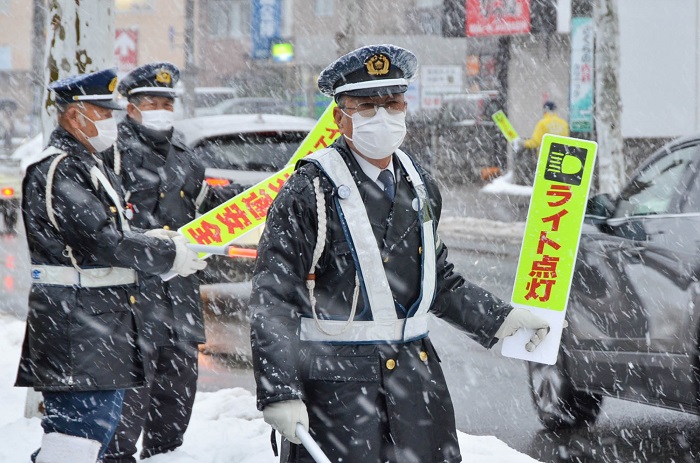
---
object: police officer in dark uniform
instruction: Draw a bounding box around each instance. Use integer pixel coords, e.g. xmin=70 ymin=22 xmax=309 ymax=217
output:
xmin=103 ymin=62 xmax=241 ymax=463
xmin=250 ymin=45 xmax=550 ymax=463
xmin=15 ymin=68 xmax=206 ymax=463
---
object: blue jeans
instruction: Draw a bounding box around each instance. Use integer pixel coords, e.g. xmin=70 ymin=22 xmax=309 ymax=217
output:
xmin=34 ymin=390 xmax=125 ymax=461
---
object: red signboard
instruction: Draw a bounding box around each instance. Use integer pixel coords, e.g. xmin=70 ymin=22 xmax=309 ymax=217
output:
xmin=466 ymin=0 xmax=531 ymax=37
xmin=115 ymin=29 xmax=138 ymax=73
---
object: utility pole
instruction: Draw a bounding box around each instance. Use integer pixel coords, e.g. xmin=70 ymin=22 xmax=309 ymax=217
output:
xmin=182 ymin=0 xmax=197 ymax=119
xmin=27 ymin=0 xmax=115 ymax=419
xmin=593 ymin=0 xmax=625 ymax=194
xmin=41 ymin=0 xmax=114 ymax=139
xmin=335 ymin=1 xmax=359 ymax=56
xmin=30 ymin=0 xmax=46 ymax=136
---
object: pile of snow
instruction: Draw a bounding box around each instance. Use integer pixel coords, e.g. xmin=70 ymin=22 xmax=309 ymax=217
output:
xmin=481 ymin=171 xmax=534 ymax=196
xmin=0 ymin=315 xmax=540 ymax=462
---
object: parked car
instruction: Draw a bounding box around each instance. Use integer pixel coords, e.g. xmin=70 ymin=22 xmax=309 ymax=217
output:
xmin=195 ymin=97 xmax=292 ymax=117
xmin=172 ymin=86 xmax=239 ymax=119
xmin=174 ymin=113 xmax=316 ymax=359
xmin=528 ymin=134 xmax=700 ymax=431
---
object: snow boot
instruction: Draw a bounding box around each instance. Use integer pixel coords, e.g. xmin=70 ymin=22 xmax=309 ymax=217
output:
xmin=35 ymin=432 xmax=101 ymax=463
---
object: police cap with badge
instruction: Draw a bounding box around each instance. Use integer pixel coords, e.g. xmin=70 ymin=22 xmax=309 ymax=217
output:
xmin=117 ymin=62 xmax=180 ymax=100
xmin=50 ymin=68 xmax=121 ymax=110
xmin=318 ymin=44 xmax=417 ymax=100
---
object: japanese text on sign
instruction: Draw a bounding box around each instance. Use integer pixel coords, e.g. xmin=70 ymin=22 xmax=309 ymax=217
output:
xmin=180 ymin=102 xmax=340 ymax=249
xmin=512 ymin=136 xmax=597 ymax=312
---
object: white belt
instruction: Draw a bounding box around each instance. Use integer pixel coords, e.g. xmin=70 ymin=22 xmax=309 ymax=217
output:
xmin=30 ymin=265 xmax=137 ymax=288
xmin=299 ymin=314 xmax=429 ymax=343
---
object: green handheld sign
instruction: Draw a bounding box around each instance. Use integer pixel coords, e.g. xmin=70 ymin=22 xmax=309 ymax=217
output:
xmin=502 ymin=134 xmax=597 ymax=365
xmin=491 ymin=110 xmax=519 ymax=142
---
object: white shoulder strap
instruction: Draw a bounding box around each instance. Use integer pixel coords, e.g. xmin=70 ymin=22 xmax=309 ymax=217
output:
xmin=113 ymin=144 xmax=121 ymax=176
xmin=90 ymin=165 xmax=131 ymax=231
xmin=45 ymin=151 xmax=131 ymax=233
xmin=311 ymin=149 xmax=397 ymax=321
xmin=21 ymin=145 xmax=63 ymax=176
xmin=45 ymin=152 xmax=70 ymax=231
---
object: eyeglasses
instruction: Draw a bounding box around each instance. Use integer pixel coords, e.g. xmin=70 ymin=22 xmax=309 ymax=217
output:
xmin=340 ymin=101 xmax=407 ymax=118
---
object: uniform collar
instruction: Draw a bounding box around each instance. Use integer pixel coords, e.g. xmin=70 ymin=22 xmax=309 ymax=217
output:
xmin=48 ymin=126 xmax=98 ymax=167
xmin=123 ymin=116 xmax=172 ymax=157
xmin=348 ymin=147 xmax=395 ymax=187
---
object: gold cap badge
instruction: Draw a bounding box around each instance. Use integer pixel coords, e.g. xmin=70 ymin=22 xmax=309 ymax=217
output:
xmin=108 ymin=77 xmax=117 ymax=92
xmin=365 ymin=54 xmax=390 ymax=76
xmin=155 ymin=69 xmax=172 ymax=84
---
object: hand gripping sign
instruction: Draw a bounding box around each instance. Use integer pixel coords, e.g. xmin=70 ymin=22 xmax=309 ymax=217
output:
xmin=178 ymin=102 xmax=340 ymax=252
xmin=502 ymin=134 xmax=597 ymax=365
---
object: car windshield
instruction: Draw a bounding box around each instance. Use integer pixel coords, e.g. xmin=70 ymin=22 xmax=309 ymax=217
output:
xmin=614 ymin=143 xmax=699 ymax=218
xmin=198 ymin=132 xmax=308 ymax=171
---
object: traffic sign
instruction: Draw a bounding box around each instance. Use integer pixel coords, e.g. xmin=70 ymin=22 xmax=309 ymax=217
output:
xmin=502 ymin=134 xmax=597 ymax=365
xmin=179 ymin=102 xmax=340 ymax=251
xmin=115 ymin=29 xmax=138 ymax=73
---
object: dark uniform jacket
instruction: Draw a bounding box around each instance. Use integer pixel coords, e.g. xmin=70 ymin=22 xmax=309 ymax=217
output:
xmin=109 ymin=117 xmax=210 ymax=347
xmin=16 ymin=127 xmax=176 ymax=392
xmin=250 ymin=137 xmax=512 ymax=463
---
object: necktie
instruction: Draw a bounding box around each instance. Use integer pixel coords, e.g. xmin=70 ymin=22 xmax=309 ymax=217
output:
xmin=377 ymin=169 xmax=395 ymax=200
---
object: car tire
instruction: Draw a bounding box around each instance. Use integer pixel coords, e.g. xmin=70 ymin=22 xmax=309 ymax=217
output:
xmin=528 ymin=356 xmax=602 ymax=432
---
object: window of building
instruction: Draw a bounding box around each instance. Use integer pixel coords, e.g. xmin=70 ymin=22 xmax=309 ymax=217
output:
xmin=208 ymin=0 xmax=249 ymax=38
xmin=0 ymin=46 xmax=11 ymax=70
xmin=116 ymin=0 xmax=153 ymax=12
xmin=314 ymin=0 xmax=335 ymax=17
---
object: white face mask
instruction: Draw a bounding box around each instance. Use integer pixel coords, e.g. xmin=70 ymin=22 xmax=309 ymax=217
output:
xmin=138 ymin=108 xmax=175 ymax=132
xmin=344 ymin=107 xmax=407 ymax=160
xmin=80 ymin=113 xmax=118 ymax=153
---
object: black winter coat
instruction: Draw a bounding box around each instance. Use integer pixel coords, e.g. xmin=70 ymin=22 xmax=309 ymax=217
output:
xmin=109 ymin=117 xmax=210 ymax=346
xmin=250 ymin=138 xmax=512 ymax=463
xmin=16 ymin=127 xmax=176 ymax=391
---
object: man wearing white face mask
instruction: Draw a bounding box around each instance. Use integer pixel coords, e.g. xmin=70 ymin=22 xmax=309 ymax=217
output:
xmin=103 ymin=62 xmax=241 ymax=463
xmin=16 ymin=68 xmax=206 ymax=463
xmin=250 ymin=45 xmax=551 ymax=463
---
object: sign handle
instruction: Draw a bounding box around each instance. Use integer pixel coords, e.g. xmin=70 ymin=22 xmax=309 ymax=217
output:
xmin=295 ymin=423 xmax=331 ymax=463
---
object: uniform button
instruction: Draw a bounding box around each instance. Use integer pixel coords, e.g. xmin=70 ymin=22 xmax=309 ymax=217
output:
xmin=419 ymin=351 xmax=428 ymax=362
xmin=163 ymin=225 xmax=170 ymax=230
xmin=160 ymin=192 xmax=165 ymax=198
xmin=180 ymin=190 xmax=185 ymax=198
xmin=385 ymin=359 xmax=396 ymax=370
xmin=109 ymin=206 xmax=117 ymax=214
xmin=129 ymin=295 xmax=136 ymax=305
xmin=383 ymin=256 xmax=389 ymax=263
xmin=418 ymin=246 xmax=422 ymax=255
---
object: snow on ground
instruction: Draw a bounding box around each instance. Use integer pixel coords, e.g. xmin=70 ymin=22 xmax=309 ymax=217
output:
xmin=0 ymin=312 xmax=540 ymax=462
xmin=481 ymin=171 xmax=534 ymax=197
xmin=439 ymin=216 xmax=525 ymax=243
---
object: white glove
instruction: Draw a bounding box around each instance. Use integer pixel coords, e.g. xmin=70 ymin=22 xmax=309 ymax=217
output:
xmin=144 ymin=228 xmax=180 ymax=240
xmin=495 ymin=308 xmax=549 ymax=352
xmin=169 ymin=234 xmax=207 ymax=276
xmin=263 ymin=400 xmax=309 ymax=445
xmin=511 ymin=137 xmax=523 ymax=152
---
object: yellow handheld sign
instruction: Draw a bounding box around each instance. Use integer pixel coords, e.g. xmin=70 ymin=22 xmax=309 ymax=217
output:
xmin=501 ymin=134 xmax=597 ymax=365
xmin=491 ymin=110 xmax=520 ymax=142
xmin=179 ymin=102 xmax=340 ymax=248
